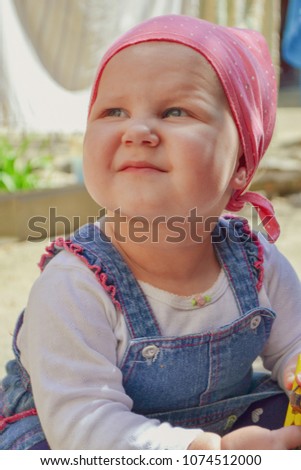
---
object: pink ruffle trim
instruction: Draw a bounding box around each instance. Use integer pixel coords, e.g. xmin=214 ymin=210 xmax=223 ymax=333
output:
xmin=38 ymin=238 xmax=121 ymax=310
xmin=0 ymin=408 xmax=37 ymax=431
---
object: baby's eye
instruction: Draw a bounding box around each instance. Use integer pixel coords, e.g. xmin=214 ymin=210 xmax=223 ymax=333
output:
xmin=162 ymin=107 xmax=188 ymax=118
xmin=105 ymin=108 xmax=127 ymax=118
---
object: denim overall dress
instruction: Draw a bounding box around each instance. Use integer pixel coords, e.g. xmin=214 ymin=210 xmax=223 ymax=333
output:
xmin=0 ymin=217 xmax=284 ymax=449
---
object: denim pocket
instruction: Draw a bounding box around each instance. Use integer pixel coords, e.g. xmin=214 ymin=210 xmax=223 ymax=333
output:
xmin=121 ymin=335 xmax=210 ymax=414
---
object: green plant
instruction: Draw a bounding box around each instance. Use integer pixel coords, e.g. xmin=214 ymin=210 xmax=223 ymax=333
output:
xmin=0 ymin=136 xmax=52 ymax=192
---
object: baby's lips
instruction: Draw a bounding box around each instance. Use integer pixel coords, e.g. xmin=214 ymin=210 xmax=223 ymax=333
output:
xmin=118 ymin=160 xmax=167 ymax=172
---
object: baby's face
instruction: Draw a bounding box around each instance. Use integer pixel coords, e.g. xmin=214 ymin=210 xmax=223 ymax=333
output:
xmin=84 ymin=42 xmax=244 ymax=222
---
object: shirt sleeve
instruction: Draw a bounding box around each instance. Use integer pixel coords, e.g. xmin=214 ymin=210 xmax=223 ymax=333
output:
xmin=259 ymin=234 xmax=301 ymax=389
xmin=17 ymin=251 xmax=200 ymax=450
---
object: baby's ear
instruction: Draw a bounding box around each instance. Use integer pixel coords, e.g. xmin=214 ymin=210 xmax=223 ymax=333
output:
xmin=231 ymin=163 xmax=247 ymax=190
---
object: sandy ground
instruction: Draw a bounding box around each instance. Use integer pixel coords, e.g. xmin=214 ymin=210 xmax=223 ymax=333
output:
xmin=0 ymin=196 xmax=301 ymax=376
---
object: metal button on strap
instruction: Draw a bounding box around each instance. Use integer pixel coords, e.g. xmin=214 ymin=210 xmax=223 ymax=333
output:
xmin=250 ymin=315 xmax=261 ymax=330
xmin=224 ymin=414 xmax=237 ymax=430
xmin=142 ymin=344 xmax=159 ymax=360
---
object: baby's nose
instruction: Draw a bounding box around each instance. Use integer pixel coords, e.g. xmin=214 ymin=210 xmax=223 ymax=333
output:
xmin=121 ymin=123 xmax=159 ymax=147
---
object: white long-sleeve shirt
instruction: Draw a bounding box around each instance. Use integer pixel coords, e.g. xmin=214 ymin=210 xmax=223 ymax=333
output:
xmin=17 ymin=233 xmax=301 ymax=449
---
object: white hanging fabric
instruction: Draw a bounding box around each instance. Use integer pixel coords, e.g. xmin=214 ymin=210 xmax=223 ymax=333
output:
xmin=0 ymin=0 xmax=89 ymax=132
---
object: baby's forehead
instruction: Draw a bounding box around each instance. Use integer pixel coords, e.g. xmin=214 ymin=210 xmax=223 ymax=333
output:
xmin=105 ymin=40 xmax=218 ymax=74
xmin=99 ymin=41 xmax=226 ymax=100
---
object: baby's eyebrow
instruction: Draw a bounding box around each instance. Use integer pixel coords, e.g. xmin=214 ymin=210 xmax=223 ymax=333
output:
xmin=94 ymin=96 xmax=123 ymax=106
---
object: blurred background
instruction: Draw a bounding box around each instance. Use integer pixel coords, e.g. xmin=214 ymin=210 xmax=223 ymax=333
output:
xmin=0 ymin=0 xmax=301 ymax=373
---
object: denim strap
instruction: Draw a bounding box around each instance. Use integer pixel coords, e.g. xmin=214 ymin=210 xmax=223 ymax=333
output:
xmin=71 ymin=224 xmax=162 ymax=339
xmin=212 ymin=217 xmax=260 ymax=314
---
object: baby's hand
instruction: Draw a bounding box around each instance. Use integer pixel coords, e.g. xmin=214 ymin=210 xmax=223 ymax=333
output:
xmin=187 ymin=426 xmax=301 ymax=450
xmin=283 ymin=353 xmax=301 ymax=390
xmin=221 ymin=426 xmax=301 ymax=450
xmin=187 ymin=431 xmax=221 ymax=450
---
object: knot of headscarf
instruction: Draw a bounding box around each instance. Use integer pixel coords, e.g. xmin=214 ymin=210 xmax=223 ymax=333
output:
xmin=88 ymin=14 xmax=280 ymax=242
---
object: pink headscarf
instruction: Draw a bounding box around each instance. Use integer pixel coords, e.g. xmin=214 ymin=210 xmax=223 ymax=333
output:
xmin=88 ymin=15 xmax=280 ymax=242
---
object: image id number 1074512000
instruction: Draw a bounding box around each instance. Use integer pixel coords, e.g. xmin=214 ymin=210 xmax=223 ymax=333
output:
xmin=182 ymin=454 xmax=262 ymax=466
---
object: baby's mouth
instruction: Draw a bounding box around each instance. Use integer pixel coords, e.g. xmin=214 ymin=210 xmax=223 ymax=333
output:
xmin=119 ymin=161 xmax=166 ymax=172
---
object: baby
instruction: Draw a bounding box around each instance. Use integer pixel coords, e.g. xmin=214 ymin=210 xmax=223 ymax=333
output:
xmin=1 ymin=14 xmax=301 ymax=450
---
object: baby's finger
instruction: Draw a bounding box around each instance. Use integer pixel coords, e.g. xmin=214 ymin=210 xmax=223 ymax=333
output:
xmin=296 ymin=373 xmax=301 ymax=387
xmin=272 ymin=426 xmax=301 ymax=450
xmin=284 ymin=370 xmax=296 ymax=390
xmin=283 ymin=354 xmax=301 ymax=390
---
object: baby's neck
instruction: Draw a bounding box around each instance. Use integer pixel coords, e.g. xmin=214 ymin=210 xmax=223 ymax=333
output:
xmin=107 ymin=225 xmax=220 ymax=296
